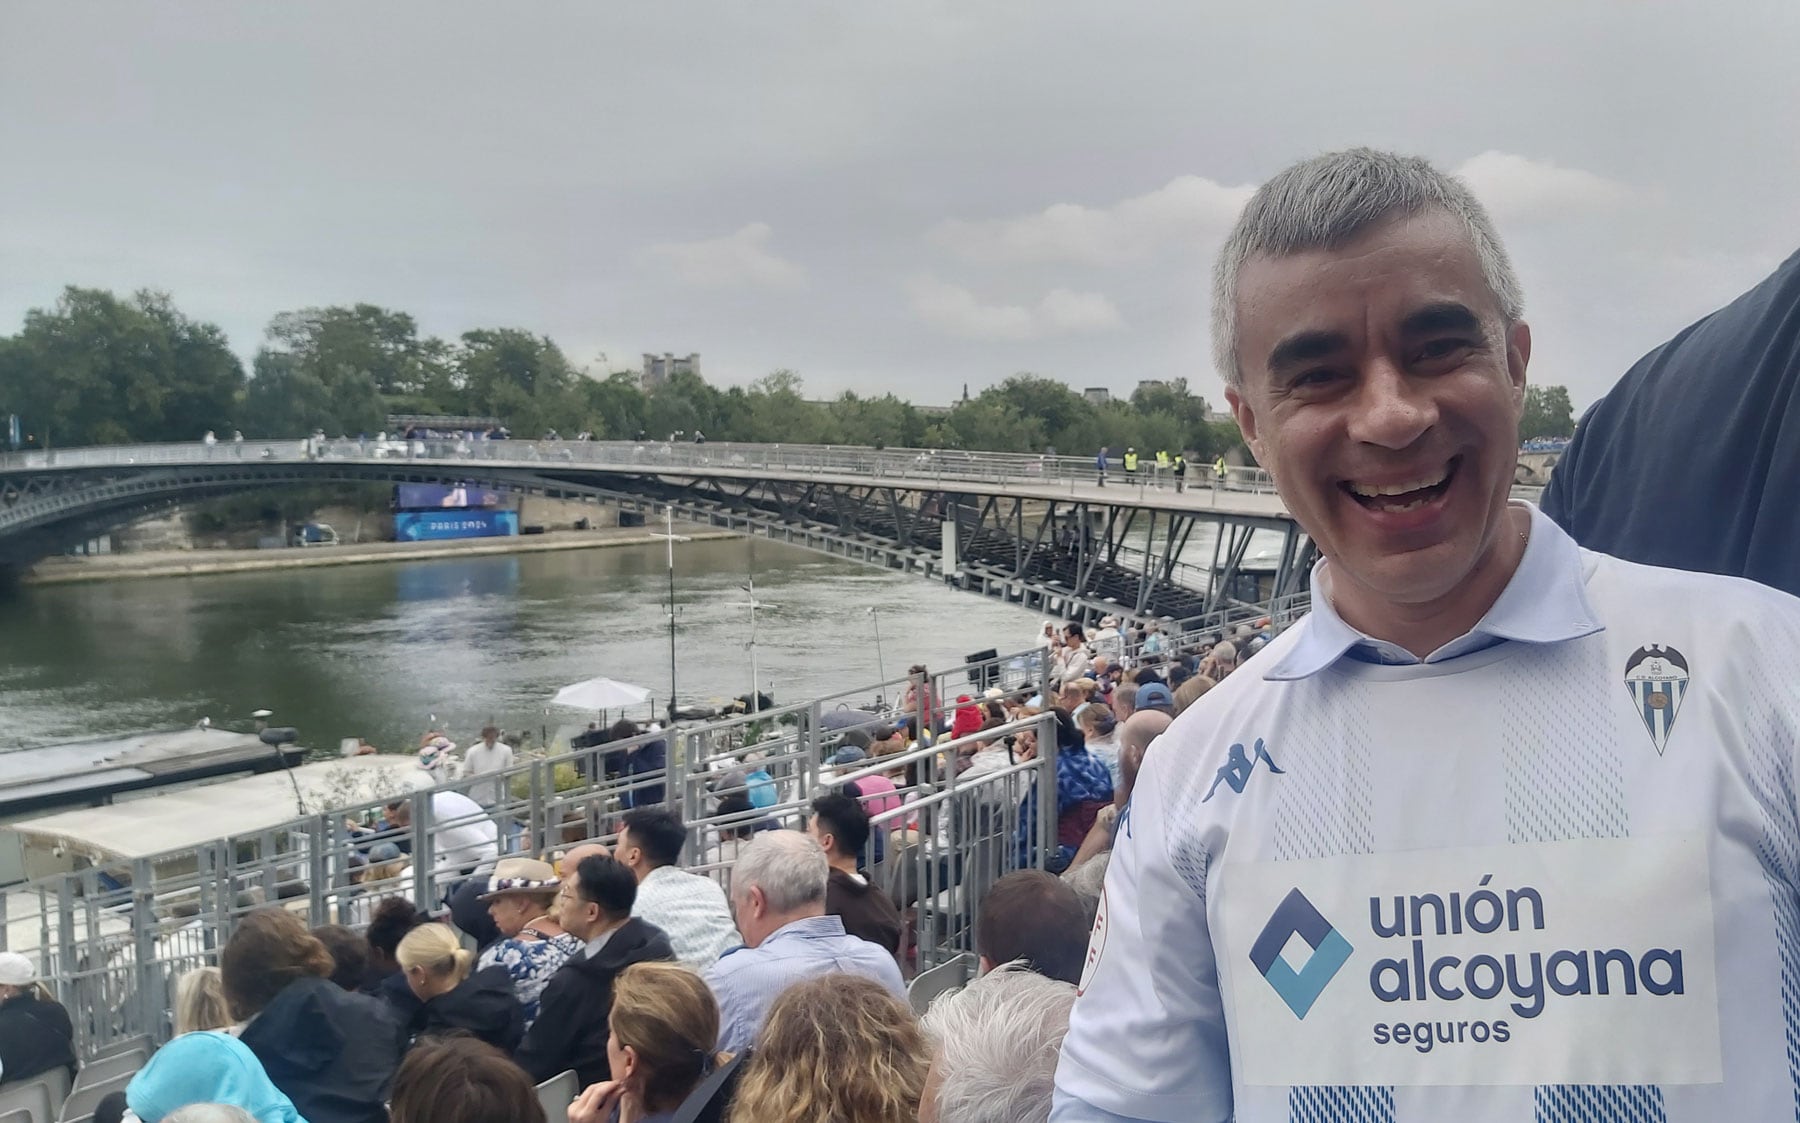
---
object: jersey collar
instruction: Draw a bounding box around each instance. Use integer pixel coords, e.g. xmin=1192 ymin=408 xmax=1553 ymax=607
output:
xmin=1264 ymin=503 xmax=1604 ymax=682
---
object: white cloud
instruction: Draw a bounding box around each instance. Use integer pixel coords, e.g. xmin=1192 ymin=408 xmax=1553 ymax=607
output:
xmin=1454 ymin=151 xmax=1637 ymax=223
xmin=639 ymin=223 xmax=806 ymax=288
xmin=931 ymin=174 xmax=1255 ymax=266
xmin=906 ymin=275 xmax=1123 ymax=340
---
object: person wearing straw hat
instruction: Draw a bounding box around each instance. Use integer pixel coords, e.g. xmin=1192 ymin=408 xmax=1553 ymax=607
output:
xmin=0 ymin=952 xmax=76 ymax=1086
xmin=473 ymin=858 xmax=581 ymax=1031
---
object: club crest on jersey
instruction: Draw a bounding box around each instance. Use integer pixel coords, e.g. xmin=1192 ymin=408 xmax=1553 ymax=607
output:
xmin=1623 ymin=644 xmax=1689 ymax=756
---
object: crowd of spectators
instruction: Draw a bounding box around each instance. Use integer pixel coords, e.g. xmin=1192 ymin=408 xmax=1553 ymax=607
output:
xmin=1 ymin=610 xmax=1279 ymax=1122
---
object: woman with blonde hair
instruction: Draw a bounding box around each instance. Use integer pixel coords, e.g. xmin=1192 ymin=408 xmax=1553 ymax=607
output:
xmin=174 ymin=966 xmax=232 ymax=1035
xmin=394 ymin=922 xmax=523 ymax=1052
xmin=727 ymin=973 xmax=928 ymax=1123
xmin=568 ymin=962 xmax=725 ymax=1123
xmin=1173 ymin=673 xmax=1217 ymax=715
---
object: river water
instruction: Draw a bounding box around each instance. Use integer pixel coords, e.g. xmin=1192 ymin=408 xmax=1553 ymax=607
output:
xmin=0 ymin=538 xmax=1044 ymax=755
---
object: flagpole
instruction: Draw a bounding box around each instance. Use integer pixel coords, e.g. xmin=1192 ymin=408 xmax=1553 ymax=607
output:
xmin=665 ymin=505 xmax=679 ymax=726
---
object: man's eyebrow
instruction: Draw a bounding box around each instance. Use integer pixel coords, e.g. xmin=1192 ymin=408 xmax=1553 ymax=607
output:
xmin=1266 ymin=329 xmax=1349 ymax=373
xmin=1399 ymin=302 xmax=1481 ymax=337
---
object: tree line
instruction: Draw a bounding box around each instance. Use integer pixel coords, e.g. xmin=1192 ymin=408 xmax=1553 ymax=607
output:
xmin=0 ymin=286 xmax=1577 ymax=457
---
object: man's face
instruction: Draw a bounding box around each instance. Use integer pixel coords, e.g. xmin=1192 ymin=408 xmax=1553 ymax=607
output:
xmin=554 ymin=881 xmax=598 ymax=937
xmin=1225 ymin=209 xmax=1529 ymax=613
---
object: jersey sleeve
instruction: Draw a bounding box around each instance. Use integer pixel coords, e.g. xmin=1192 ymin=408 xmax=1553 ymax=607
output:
xmin=1052 ymin=756 xmax=1234 ymax=1122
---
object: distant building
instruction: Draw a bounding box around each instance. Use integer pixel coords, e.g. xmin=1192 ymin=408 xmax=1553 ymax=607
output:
xmin=1134 ymin=379 xmax=1170 ymax=396
xmin=642 ymin=352 xmax=701 ymax=390
xmin=1083 ymin=387 xmax=1111 ymax=405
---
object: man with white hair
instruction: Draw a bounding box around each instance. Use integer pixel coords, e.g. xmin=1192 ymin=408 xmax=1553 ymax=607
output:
xmin=703 ymin=830 xmax=905 ymax=1052
xmin=1055 ymin=147 xmax=1800 ymax=1121
xmin=919 ymin=965 xmax=1077 ymax=1123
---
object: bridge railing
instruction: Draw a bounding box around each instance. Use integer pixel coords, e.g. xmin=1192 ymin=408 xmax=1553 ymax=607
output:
xmin=3 ymin=437 xmax=1282 ymax=496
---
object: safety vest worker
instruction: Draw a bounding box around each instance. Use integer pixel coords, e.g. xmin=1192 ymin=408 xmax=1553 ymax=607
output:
xmin=1156 ymin=450 xmax=1171 ymax=469
xmin=1213 ymin=455 xmax=1227 ymax=480
xmin=1124 ymin=450 xmax=1139 ymax=474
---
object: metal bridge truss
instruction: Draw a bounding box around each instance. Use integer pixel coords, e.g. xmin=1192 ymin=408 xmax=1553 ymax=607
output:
xmin=0 ymin=458 xmax=1312 ymax=626
xmin=537 ymin=469 xmax=1315 ymax=626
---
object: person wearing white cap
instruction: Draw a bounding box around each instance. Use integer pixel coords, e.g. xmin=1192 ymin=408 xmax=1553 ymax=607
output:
xmin=0 ymin=952 xmax=76 ymax=1087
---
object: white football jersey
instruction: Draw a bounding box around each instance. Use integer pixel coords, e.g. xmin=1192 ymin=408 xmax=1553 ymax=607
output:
xmin=1054 ymin=508 xmax=1800 ymax=1123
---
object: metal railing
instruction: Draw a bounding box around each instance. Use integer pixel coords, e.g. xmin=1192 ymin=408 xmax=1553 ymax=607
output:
xmin=1 ymin=437 xmax=1285 ymax=503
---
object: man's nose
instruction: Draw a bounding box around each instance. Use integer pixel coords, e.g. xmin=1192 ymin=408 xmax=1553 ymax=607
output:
xmin=1346 ymin=359 xmax=1437 ymax=449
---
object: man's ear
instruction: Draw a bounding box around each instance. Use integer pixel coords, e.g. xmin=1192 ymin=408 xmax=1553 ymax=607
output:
xmin=1506 ymin=320 xmax=1532 ymax=406
xmin=1224 ymin=383 xmax=1266 ymax=470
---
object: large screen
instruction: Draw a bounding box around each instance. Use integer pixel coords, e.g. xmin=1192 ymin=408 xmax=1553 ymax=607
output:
xmin=394 ymin=509 xmax=520 ymax=541
xmin=396 ymin=483 xmax=506 ymax=509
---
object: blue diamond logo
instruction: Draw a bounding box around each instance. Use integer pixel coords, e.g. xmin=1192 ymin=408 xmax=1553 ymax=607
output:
xmin=1249 ymin=888 xmax=1353 ymax=1019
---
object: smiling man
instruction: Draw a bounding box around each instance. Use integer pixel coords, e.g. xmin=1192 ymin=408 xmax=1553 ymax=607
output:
xmin=1052 ymin=149 xmax=1800 ymax=1122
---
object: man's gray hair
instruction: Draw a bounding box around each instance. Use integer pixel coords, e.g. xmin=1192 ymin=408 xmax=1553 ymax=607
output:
xmin=732 ymin=829 xmax=828 ymax=912
xmin=1211 ymin=147 xmax=1524 ymax=385
xmin=165 ymin=1107 xmax=259 ymax=1123
xmin=922 ymin=964 xmax=1078 ymax=1123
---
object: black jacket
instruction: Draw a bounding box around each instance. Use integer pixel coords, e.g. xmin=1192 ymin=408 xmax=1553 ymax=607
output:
xmin=0 ymin=991 xmax=76 ymax=1086
xmin=416 ymin=964 xmax=524 ymax=1053
xmin=515 ymin=917 xmax=675 ymax=1086
xmin=826 ymin=867 xmax=902 ymax=955
xmin=239 ymin=976 xmax=406 ymax=1123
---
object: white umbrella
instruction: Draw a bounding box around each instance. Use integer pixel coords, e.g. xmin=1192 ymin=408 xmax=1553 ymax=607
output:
xmin=552 ymin=677 xmax=652 ymax=711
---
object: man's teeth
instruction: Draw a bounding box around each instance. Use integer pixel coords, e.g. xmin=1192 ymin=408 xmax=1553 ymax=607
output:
xmin=1347 ymin=469 xmax=1449 ymax=498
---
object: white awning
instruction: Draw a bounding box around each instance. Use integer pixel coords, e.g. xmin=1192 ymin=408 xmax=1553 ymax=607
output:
xmin=4 ymin=756 xmax=421 ymax=864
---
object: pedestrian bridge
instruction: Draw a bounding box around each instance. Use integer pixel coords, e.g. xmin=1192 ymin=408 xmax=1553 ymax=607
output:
xmin=0 ymin=437 xmax=1310 ymax=624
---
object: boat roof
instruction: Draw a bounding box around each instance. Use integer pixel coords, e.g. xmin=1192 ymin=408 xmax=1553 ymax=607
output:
xmin=2 ymin=727 xmax=277 ymax=787
xmin=5 ymin=756 xmax=422 ymax=864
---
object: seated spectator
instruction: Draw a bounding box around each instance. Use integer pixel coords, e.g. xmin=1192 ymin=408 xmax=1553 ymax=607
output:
xmin=1066 ymin=708 xmax=1174 ymax=900
xmin=361 ymin=897 xmax=429 ymax=1017
xmin=1132 ymin=681 xmax=1176 ymax=717
xmin=0 ymin=952 xmax=75 ymax=1086
xmin=126 ymin=1030 xmax=304 ymax=1123
xmin=726 ymin=974 xmax=928 ymax=1123
xmin=311 ymin=925 xmax=367 ymax=992
xmin=475 ymin=858 xmax=580 ymax=1031
xmin=614 ymin=808 xmax=739 ymax=968
xmin=1075 ymin=702 xmax=1123 ymax=788
xmin=807 ymin=794 xmax=902 ymax=955
xmin=173 ymin=966 xmax=232 ymax=1035
xmin=918 ymin=964 xmax=1077 ymax=1123
xmin=1173 ymin=672 xmax=1217 ymax=714
xmin=1016 ymin=710 xmax=1113 ymax=872
xmin=1198 ymin=639 xmax=1237 ymax=681
xmin=705 ymin=832 xmax=905 ymax=1053
xmin=515 ymin=854 xmax=675 ymax=1087
xmin=224 ymin=908 xmax=404 ymax=1123
xmin=386 ymin=752 xmax=499 ymax=881
xmin=1111 ymin=680 xmax=1139 ymax=721
xmin=567 ymin=962 xmax=727 ymax=1123
xmin=389 ymin=1036 xmax=544 ymax=1123
xmin=949 ymin=695 xmax=985 ymax=741
xmin=975 ymin=871 xmax=1088 ymax=984
xmin=396 ymin=923 xmax=524 ymax=1052
xmin=702 ymin=793 xmax=763 ymax=870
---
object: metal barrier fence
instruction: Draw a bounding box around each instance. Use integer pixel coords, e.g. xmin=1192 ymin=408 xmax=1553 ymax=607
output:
xmin=0 ymin=436 xmax=1285 ymax=498
xmin=0 ymin=605 xmax=1298 ymax=1058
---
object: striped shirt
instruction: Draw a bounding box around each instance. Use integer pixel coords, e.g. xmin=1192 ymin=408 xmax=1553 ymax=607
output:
xmin=633 ymin=865 xmax=741 ymax=970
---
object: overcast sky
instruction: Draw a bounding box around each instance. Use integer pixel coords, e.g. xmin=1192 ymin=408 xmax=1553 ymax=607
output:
xmin=4 ymin=2 xmax=1797 ymax=412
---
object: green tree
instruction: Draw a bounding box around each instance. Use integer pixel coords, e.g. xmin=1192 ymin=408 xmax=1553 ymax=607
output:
xmin=0 ymin=286 xmax=244 ymax=445
xmin=455 ymin=328 xmax=581 ymax=436
xmin=1520 ymin=385 xmax=1575 ymax=440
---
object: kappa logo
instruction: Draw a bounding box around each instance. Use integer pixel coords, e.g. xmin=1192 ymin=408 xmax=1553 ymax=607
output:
xmin=1249 ymin=888 xmax=1354 ymax=1019
xmin=1623 ymin=645 xmax=1689 ymax=756
xmin=1202 ymin=737 xmax=1284 ymax=802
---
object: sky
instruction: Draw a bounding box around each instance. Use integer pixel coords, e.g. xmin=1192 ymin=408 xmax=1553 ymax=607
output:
xmin=3 ymin=2 xmax=1798 ymax=414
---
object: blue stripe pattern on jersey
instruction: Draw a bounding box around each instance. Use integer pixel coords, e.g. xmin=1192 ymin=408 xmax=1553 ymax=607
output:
xmin=1496 ymin=644 xmax=1669 ymax=1122
xmin=1743 ymin=633 xmax=1800 ymax=1123
xmin=1533 ymin=1084 xmax=1666 ymax=1122
xmin=1289 ymin=1085 xmax=1394 ymax=1123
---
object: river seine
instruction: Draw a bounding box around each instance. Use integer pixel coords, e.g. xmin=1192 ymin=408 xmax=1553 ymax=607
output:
xmin=0 ymin=538 xmax=1043 ymax=755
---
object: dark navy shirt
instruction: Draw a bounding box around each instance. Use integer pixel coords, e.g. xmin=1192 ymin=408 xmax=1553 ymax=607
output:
xmin=1543 ymin=247 xmax=1800 ymax=597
